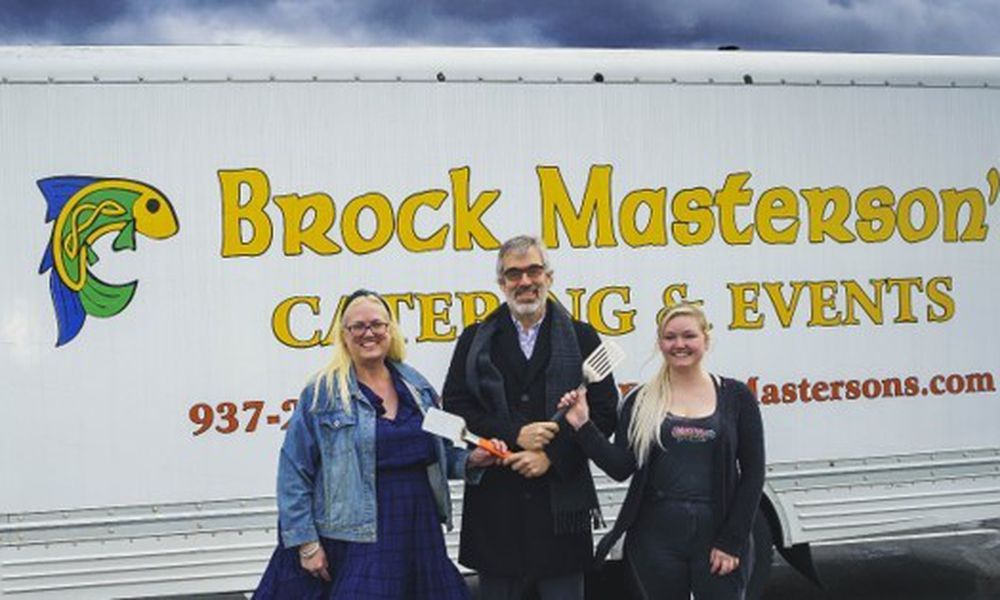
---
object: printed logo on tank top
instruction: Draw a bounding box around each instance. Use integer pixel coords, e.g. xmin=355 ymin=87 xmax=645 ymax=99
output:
xmin=670 ymin=425 xmax=717 ymax=443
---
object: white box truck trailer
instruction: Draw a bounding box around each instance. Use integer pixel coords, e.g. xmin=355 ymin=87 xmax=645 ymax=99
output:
xmin=1 ymin=46 xmax=999 ymax=598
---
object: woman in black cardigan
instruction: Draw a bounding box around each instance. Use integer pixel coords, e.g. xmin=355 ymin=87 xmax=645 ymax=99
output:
xmin=558 ymin=302 xmax=765 ymax=600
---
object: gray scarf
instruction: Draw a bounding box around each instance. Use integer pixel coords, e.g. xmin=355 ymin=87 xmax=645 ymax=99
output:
xmin=465 ymin=300 xmax=603 ymax=534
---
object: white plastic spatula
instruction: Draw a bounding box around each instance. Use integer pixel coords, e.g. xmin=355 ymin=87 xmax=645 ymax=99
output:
xmin=422 ymin=407 xmax=510 ymax=459
xmin=581 ymin=340 xmax=625 ymax=386
xmin=551 ymin=339 xmax=626 ymax=420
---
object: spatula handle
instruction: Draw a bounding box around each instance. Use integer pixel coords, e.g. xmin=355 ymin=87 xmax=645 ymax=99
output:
xmin=466 ymin=433 xmax=510 ymax=459
xmin=549 ymin=382 xmax=587 ymax=421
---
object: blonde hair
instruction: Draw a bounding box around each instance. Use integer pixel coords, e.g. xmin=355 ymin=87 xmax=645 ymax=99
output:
xmin=627 ymin=302 xmax=711 ymax=467
xmin=313 ymin=292 xmax=406 ymax=412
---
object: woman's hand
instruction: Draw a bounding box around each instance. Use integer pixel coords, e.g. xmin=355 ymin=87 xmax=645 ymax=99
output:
xmin=299 ymin=542 xmax=331 ymax=582
xmin=709 ymin=547 xmax=740 ymax=576
xmin=556 ymin=388 xmax=590 ymax=430
xmin=467 ymin=438 xmax=509 ymax=468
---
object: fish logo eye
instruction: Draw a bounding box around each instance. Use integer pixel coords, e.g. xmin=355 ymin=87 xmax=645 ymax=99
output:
xmin=37 ymin=176 xmax=180 ymax=346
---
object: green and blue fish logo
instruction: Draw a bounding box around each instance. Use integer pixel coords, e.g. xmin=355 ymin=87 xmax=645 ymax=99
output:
xmin=38 ymin=176 xmax=179 ymax=346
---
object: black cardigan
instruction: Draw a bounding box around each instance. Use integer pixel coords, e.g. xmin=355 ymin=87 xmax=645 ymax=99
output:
xmin=576 ymin=376 xmax=765 ymax=562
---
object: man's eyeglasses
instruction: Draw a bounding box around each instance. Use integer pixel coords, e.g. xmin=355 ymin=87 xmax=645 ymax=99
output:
xmin=345 ymin=321 xmax=390 ymax=337
xmin=501 ymin=264 xmax=546 ymax=282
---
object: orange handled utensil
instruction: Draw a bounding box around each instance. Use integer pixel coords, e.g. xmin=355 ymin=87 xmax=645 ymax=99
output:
xmin=422 ymin=407 xmax=510 ymax=459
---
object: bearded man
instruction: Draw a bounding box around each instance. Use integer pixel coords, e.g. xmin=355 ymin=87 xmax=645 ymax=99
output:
xmin=443 ymin=235 xmax=618 ymax=600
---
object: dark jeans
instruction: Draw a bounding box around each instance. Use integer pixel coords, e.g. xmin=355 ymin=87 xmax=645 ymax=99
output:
xmin=624 ymin=499 xmax=744 ymax=600
xmin=479 ymin=572 xmax=584 ymax=600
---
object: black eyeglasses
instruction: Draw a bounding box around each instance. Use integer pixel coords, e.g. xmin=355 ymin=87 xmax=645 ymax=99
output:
xmin=501 ymin=264 xmax=546 ymax=282
xmin=345 ymin=321 xmax=390 ymax=337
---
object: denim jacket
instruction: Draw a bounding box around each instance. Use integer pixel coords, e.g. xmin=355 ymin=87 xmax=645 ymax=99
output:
xmin=277 ymin=360 xmax=469 ymax=548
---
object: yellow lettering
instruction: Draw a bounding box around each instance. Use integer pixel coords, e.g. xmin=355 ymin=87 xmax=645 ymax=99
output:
xmin=219 ymin=168 xmax=273 ymax=257
xmin=398 ymin=190 xmax=449 ymax=252
xmin=671 ymin=187 xmax=715 ymax=246
xmin=807 ymin=280 xmax=842 ymax=326
xmin=456 ymin=291 xmax=500 ymax=326
xmin=755 ymin=187 xmax=800 ymax=244
xmin=382 ymin=293 xmax=415 ymax=323
xmin=619 ymin=188 xmax=667 ymax=247
xmin=801 ymin=186 xmax=855 ymax=243
xmin=897 ymin=188 xmax=939 ymax=242
xmin=565 ymin=288 xmax=587 ymax=321
xmin=843 ymin=279 xmax=885 ymax=325
xmin=661 ymin=284 xmax=689 ymax=308
xmin=926 ymin=276 xmax=955 ymax=322
xmin=762 ymin=281 xmax=807 ymax=328
xmin=451 ymin=167 xmax=501 ymax=251
xmin=714 ymin=172 xmax=754 ymax=245
xmin=321 ymin=295 xmax=351 ymax=345
xmin=728 ymin=282 xmax=764 ymax=329
xmin=539 ymin=165 xmax=616 ymax=248
xmin=855 ymin=186 xmax=896 ymax=243
xmin=886 ymin=277 xmax=923 ymax=323
xmin=273 ymin=192 xmax=340 ymax=255
xmin=272 ymin=296 xmax=322 ymax=348
xmin=586 ymin=286 xmax=635 ymax=335
xmin=341 ymin=193 xmax=394 ymax=255
xmin=940 ymin=188 xmax=988 ymax=242
xmin=415 ymin=292 xmax=456 ymax=342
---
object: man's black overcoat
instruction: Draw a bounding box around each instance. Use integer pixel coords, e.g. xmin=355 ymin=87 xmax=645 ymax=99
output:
xmin=442 ymin=302 xmax=618 ymax=578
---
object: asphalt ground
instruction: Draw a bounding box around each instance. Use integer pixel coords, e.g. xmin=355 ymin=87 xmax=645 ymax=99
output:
xmin=461 ymin=519 xmax=1000 ymax=599
xmin=180 ymin=519 xmax=1000 ymax=599
xmin=760 ymin=519 xmax=1000 ymax=600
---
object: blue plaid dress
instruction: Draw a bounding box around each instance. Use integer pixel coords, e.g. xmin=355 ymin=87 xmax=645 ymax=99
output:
xmin=254 ymin=367 xmax=470 ymax=600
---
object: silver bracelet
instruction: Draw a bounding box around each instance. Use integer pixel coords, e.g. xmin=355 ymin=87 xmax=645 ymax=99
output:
xmin=298 ymin=542 xmax=321 ymax=559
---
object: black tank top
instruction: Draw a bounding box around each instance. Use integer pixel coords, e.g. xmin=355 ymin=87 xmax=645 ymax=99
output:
xmin=646 ymin=407 xmax=719 ymax=502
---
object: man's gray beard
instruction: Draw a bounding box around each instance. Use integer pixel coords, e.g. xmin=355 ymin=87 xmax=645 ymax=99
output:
xmin=510 ymin=299 xmax=543 ymax=316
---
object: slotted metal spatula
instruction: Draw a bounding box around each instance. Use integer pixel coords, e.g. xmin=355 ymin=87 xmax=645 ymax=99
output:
xmin=551 ymin=339 xmax=625 ymax=420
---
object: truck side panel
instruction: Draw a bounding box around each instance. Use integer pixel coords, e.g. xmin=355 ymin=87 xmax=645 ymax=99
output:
xmin=2 ymin=47 xmax=999 ymax=597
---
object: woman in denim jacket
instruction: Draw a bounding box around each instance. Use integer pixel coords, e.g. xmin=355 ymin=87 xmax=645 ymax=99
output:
xmin=255 ymin=289 xmax=506 ymax=599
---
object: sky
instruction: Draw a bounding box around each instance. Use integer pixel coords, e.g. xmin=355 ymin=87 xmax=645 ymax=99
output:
xmin=0 ymin=0 xmax=998 ymax=55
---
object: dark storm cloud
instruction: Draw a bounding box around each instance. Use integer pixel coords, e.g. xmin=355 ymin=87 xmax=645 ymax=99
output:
xmin=0 ymin=0 xmax=997 ymax=54
xmin=0 ymin=0 xmax=127 ymax=26
xmin=353 ymin=0 xmax=1000 ymax=54
xmin=410 ymin=0 xmax=678 ymax=48
xmin=0 ymin=0 xmax=129 ymax=42
xmin=346 ymin=0 xmax=701 ymax=47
